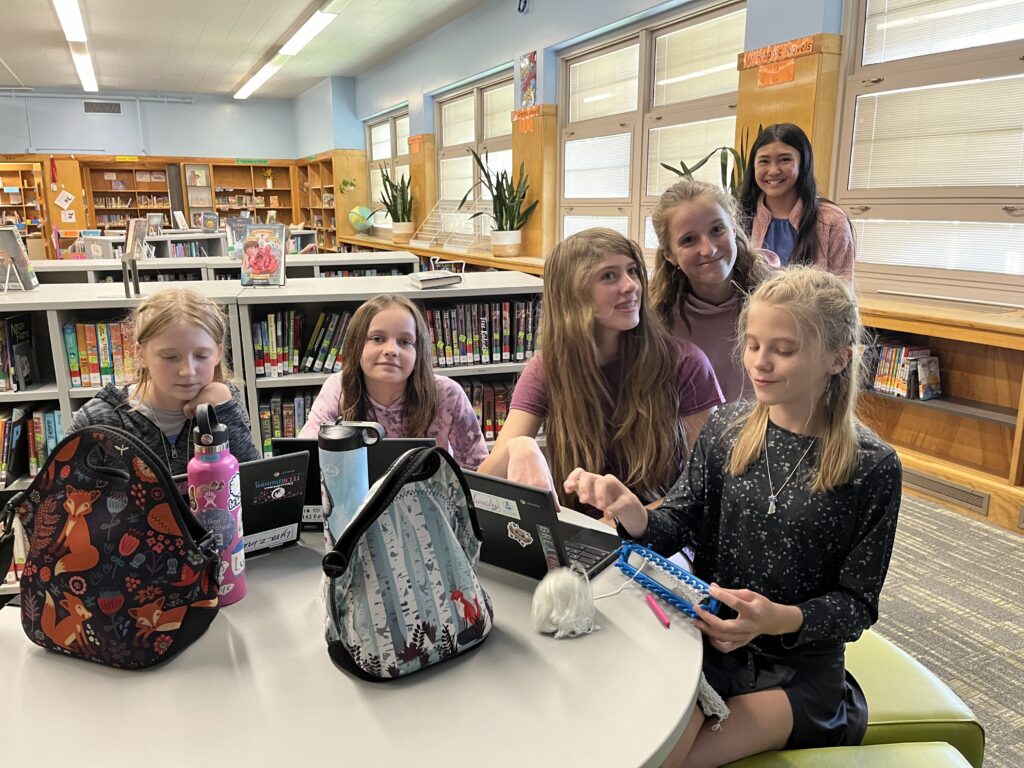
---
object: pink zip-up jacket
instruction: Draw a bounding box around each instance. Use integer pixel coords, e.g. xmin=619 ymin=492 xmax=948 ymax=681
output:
xmin=750 ymin=196 xmax=855 ymax=283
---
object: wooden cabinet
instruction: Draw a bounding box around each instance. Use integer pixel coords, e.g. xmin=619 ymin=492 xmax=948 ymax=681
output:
xmin=211 ymin=162 xmax=295 ymax=227
xmin=859 ymin=295 xmax=1024 ymax=533
xmin=0 ymin=163 xmax=45 ymax=236
xmin=85 ymin=164 xmax=171 ymax=229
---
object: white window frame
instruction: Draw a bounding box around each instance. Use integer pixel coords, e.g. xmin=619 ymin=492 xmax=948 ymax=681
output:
xmin=832 ymin=0 xmax=1024 ymax=297
xmin=558 ymin=1 xmax=746 ymax=249
xmin=365 ymin=109 xmax=410 ymax=230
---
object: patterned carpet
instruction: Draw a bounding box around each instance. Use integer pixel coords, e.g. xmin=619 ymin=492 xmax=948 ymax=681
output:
xmin=875 ymin=494 xmax=1024 ymax=768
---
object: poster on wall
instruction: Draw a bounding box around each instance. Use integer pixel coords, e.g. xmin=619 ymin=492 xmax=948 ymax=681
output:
xmin=519 ymin=51 xmax=537 ymax=108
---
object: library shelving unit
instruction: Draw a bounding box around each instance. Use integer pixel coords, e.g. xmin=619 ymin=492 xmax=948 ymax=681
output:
xmin=296 ymin=150 xmax=367 ymax=253
xmin=858 ymin=294 xmax=1024 ymax=532
xmin=205 ymin=251 xmax=419 ymax=281
xmin=235 ymin=271 xmax=543 ymax=450
xmin=336 ymin=233 xmax=545 ymax=276
xmin=0 ymin=282 xmax=244 ymax=508
xmin=211 ymin=162 xmax=296 ymax=226
xmin=85 ymin=165 xmax=171 ymax=229
xmin=0 ymin=162 xmax=45 ymax=235
xmin=182 ymin=162 xmax=214 ymax=225
xmin=81 ymin=232 xmax=229 ymax=260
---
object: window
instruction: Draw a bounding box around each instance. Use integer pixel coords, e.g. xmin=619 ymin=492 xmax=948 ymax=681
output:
xmin=559 ymin=5 xmax=745 ymax=247
xmin=437 ymin=75 xmax=514 ymax=210
xmin=835 ymin=1 xmax=1024 ymax=280
xmin=365 ymin=111 xmax=410 ymax=229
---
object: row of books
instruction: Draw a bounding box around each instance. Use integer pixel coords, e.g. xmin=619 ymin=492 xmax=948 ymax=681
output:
xmin=13 ymin=406 xmax=67 ymax=480
xmin=138 ymin=195 xmax=169 ymax=207
xmin=320 ymin=268 xmax=404 ymax=278
xmin=93 ymin=195 xmax=135 ymax=208
xmin=865 ymin=339 xmax=941 ymax=400
xmin=253 ymin=310 xmax=347 ymax=378
xmin=61 ymin=321 xmax=137 ymax=389
xmin=458 ymin=377 xmax=517 ymax=441
xmin=257 ymin=389 xmax=318 ymax=456
xmin=168 ymin=241 xmax=212 ymax=258
xmin=217 ymin=195 xmax=281 ymax=208
xmin=425 ymin=299 xmax=541 ymax=368
xmin=0 ymin=314 xmax=38 ymax=393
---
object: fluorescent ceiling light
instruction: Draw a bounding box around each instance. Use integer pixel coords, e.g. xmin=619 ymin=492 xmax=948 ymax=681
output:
xmin=657 ymin=62 xmax=733 ymax=87
xmin=279 ymin=10 xmax=337 ymax=55
xmin=69 ymin=41 xmax=97 ymax=92
xmin=583 ymin=92 xmax=612 ymax=103
xmin=53 ymin=0 xmax=87 ymax=42
xmin=234 ymin=60 xmax=284 ymax=100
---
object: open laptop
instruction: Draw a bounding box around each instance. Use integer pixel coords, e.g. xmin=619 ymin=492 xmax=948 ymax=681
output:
xmin=173 ymin=452 xmax=308 ymax=555
xmin=463 ymin=470 xmax=622 ymax=579
xmin=271 ymin=436 xmax=435 ymax=525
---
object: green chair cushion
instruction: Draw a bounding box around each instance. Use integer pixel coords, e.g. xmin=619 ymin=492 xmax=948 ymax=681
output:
xmin=725 ymin=741 xmax=971 ymax=767
xmin=846 ymin=630 xmax=984 ymax=768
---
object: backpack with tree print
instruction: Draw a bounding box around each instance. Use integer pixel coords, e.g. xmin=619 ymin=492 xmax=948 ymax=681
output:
xmin=0 ymin=425 xmax=220 ymax=668
xmin=321 ymin=446 xmax=493 ymax=680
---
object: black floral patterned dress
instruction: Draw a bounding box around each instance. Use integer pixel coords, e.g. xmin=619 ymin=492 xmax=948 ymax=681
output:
xmin=640 ymin=402 xmax=901 ymax=748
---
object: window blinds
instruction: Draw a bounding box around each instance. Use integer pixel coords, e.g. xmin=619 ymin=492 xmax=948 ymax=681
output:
xmin=395 ymin=116 xmax=410 ymax=157
xmin=853 ymin=219 xmax=1024 ymax=274
xmin=440 ymin=155 xmax=473 ymax=200
xmin=370 ymin=123 xmax=391 ymax=162
xmin=563 ymin=214 xmax=630 ymax=238
xmin=863 ymin=0 xmax=1024 ymax=65
xmin=484 ymin=83 xmax=514 ymax=139
xmin=564 ymin=133 xmax=632 ymax=199
xmin=442 ymin=95 xmax=475 ymax=146
xmin=569 ymin=44 xmax=639 ymax=122
xmin=653 ymin=10 xmax=744 ymax=107
xmin=647 ymin=116 xmax=737 ymax=195
xmin=849 ymin=74 xmax=1024 ymax=190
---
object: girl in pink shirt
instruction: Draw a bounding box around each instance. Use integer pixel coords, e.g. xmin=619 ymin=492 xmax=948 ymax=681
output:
xmin=298 ymin=295 xmax=487 ymax=469
xmin=650 ymin=179 xmax=776 ymax=403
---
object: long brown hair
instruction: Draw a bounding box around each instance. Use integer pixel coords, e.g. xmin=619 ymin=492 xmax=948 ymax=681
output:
xmin=132 ymin=287 xmax=233 ymax=405
xmin=650 ymin=178 xmax=773 ymax=332
xmin=542 ymin=228 xmax=685 ymax=505
xmin=338 ymin=294 xmax=437 ymax=437
xmin=729 ymin=267 xmax=863 ymax=492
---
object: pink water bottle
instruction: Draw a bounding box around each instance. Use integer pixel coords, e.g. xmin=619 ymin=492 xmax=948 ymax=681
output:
xmin=188 ymin=403 xmax=246 ymax=606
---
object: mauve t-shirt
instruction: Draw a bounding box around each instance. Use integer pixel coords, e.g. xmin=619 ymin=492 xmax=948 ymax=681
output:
xmin=509 ymin=338 xmax=723 ymax=502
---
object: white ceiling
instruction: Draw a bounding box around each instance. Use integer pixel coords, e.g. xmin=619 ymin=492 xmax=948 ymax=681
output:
xmin=0 ymin=0 xmax=486 ymax=99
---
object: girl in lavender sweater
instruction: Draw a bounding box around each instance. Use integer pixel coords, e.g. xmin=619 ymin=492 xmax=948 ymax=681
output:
xmin=650 ymin=179 xmax=776 ymax=403
xmin=298 ymin=294 xmax=487 ymax=469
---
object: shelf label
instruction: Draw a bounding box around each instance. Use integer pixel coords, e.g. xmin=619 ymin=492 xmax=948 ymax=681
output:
xmin=235 ymin=158 xmax=269 ymax=165
xmin=114 ymin=155 xmax=139 ymax=162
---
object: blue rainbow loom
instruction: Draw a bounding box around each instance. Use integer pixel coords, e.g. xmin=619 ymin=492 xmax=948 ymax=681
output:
xmin=614 ymin=541 xmax=720 ymax=619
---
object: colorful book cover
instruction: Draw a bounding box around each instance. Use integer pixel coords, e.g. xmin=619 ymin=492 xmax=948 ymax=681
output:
xmin=201 ymin=212 xmax=219 ymax=233
xmin=110 ymin=322 xmax=125 ymax=385
xmin=240 ymin=224 xmax=286 ymax=287
xmin=96 ymin=322 xmax=113 ymax=386
xmin=302 ymin=311 xmax=327 ymax=371
xmin=331 ymin=314 xmax=351 ymax=373
xmin=62 ymin=323 xmax=82 ymax=388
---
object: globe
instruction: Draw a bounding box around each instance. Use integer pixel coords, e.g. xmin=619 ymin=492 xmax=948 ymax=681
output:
xmin=348 ymin=206 xmax=373 ymax=232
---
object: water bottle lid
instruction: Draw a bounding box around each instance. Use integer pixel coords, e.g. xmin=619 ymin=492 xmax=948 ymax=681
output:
xmin=193 ymin=403 xmax=229 ymax=450
xmin=317 ymin=420 xmax=384 ymax=452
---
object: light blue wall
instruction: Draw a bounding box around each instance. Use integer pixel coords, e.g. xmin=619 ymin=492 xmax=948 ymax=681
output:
xmin=293 ymin=79 xmax=335 ymax=158
xmin=744 ymin=0 xmax=843 ymax=49
xmin=330 ymin=77 xmax=364 ymax=150
xmin=0 ymin=92 xmax=296 ymax=157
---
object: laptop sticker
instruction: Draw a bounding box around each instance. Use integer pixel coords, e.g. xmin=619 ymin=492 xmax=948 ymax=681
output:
xmin=506 ymin=521 xmax=534 ymax=548
xmin=472 ymin=489 xmax=521 ymax=520
xmin=536 ymin=524 xmax=561 ymax=571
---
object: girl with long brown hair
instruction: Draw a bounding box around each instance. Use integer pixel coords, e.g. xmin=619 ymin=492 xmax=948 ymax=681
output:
xmin=478 ymin=228 xmax=722 ymax=515
xmin=299 ymin=294 xmax=486 ymax=469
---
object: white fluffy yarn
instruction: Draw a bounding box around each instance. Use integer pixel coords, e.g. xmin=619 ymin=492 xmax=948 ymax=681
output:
xmin=531 ymin=563 xmax=598 ymax=639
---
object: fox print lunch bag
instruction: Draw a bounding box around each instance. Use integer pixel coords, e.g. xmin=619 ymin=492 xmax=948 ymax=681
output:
xmin=0 ymin=425 xmax=221 ymax=669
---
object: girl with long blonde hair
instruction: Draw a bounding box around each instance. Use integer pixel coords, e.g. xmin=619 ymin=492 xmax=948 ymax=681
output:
xmin=566 ymin=267 xmax=901 ymax=766
xmin=479 ymin=228 xmax=722 ymax=514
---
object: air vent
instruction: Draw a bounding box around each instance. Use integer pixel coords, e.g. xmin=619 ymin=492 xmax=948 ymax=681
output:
xmin=84 ymin=101 xmax=122 ymax=115
xmin=903 ymin=469 xmax=989 ymax=515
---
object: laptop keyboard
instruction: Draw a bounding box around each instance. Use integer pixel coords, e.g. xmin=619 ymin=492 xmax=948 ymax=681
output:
xmin=564 ymin=540 xmax=610 ymax=571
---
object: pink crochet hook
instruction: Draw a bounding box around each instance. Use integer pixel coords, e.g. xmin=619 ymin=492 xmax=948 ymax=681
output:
xmin=645 ymin=593 xmax=671 ymax=629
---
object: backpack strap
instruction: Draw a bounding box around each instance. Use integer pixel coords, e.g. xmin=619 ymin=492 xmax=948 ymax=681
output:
xmin=0 ymin=492 xmax=25 ymax=608
xmin=321 ymin=447 xmax=480 ymax=578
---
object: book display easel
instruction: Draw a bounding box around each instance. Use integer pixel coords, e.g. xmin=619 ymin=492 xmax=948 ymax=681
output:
xmin=0 ymin=163 xmax=45 ymax=235
xmin=85 ymin=165 xmax=171 ymax=230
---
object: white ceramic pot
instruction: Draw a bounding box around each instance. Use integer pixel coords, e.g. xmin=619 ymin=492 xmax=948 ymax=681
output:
xmin=490 ymin=229 xmax=522 ymax=258
xmin=392 ymin=221 xmax=415 ymax=244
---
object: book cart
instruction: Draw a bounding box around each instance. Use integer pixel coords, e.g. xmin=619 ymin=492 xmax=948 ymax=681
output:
xmin=235 ymin=271 xmax=543 ymax=453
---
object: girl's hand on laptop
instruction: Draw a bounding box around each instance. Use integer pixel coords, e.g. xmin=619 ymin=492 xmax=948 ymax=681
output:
xmin=563 ymin=469 xmax=647 ymax=538
xmin=506 ymin=436 xmax=556 ymax=492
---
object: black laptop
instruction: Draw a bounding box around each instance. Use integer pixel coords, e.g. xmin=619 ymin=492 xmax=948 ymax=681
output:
xmin=173 ymin=452 xmax=308 ymax=554
xmin=463 ymin=470 xmax=621 ymax=579
xmin=271 ymin=436 xmax=436 ymax=525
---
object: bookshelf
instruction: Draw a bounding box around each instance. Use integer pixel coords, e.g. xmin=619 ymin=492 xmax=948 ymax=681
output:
xmin=297 ymin=150 xmax=368 ymax=253
xmin=0 ymin=163 xmax=45 ymax=235
xmin=859 ymin=294 xmax=1024 ymax=532
xmin=182 ymin=162 xmax=214 ymax=226
xmin=86 ymin=165 xmax=172 ymax=230
xmin=235 ymin=272 xmax=543 ymax=453
xmin=211 ymin=162 xmax=296 ymax=227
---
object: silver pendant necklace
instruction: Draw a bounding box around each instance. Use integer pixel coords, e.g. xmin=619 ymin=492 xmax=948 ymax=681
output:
xmin=765 ymin=438 xmax=815 ymax=514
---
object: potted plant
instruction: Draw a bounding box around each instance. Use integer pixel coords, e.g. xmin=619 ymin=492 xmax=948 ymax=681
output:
xmin=377 ymin=164 xmax=414 ymax=244
xmin=660 ymin=125 xmax=761 ymax=201
xmin=459 ymin=149 xmax=538 ymax=258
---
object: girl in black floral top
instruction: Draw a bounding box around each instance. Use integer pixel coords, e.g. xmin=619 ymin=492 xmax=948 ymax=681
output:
xmin=565 ymin=267 xmax=901 ymax=767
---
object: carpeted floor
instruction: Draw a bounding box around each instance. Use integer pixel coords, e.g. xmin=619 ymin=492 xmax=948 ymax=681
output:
xmin=875 ymin=494 xmax=1024 ymax=768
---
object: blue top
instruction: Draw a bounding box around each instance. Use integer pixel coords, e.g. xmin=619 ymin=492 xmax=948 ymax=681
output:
xmin=762 ymin=217 xmax=797 ymax=265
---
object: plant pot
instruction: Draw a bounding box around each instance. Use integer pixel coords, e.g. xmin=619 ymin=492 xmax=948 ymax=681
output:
xmin=490 ymin=229 xmax=522 ymax=258
xmin=392 ymin=221 xmax=415 ymax=245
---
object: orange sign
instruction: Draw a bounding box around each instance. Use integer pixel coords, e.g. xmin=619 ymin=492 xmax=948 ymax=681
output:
xmin=408 ymin=135 xmax=425 ymax=154
xmin=742 ymin=36 xmax=815 ymax=69
xmin=512 ymin=105 xmax=542 ymax=133
xmin=757 ymin=59 xmax=796 ymax=87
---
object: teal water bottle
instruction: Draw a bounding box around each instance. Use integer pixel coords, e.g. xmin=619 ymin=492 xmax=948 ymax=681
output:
xmin=318 ymin=421 xmax=384 ymax=551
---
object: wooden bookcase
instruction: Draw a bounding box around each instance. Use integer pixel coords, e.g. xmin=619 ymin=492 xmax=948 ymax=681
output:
xmin=297 ymin=150 xmax=369 ymax=252
xmin=859 ymin=294 xmax=1024 ymax=533
xmin=211 ymin=162 xmax=296 ymax=227
xmin=0 ymin=163 xmax=45 ymax=235
xmin=85 ymin=164 xmax=172 ymax=230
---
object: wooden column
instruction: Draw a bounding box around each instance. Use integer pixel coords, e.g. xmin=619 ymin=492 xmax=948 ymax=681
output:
xmin=408 ymin=134 xmax=437 ymax=233
xmin=331 ymin=149 xmax=368 ymax=237
xmin=511 ymin=104 xmax=558 ymax=260
xmin=44 ymin=157 xmax=88 ymax=258
xmin=735 ymin=34 xmax=842 ymax=193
